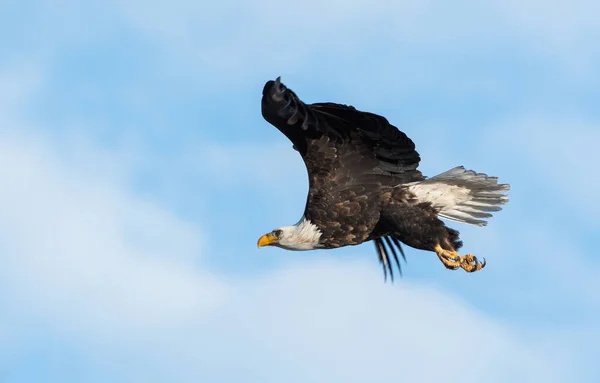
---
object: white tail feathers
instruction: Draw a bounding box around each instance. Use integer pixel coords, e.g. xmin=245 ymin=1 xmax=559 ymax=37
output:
xmin=405 ymin=166 xmax=510 ymax=226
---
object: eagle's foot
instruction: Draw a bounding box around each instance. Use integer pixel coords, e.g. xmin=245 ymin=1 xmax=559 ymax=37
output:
xmin=437 ymin=253 xmax=461 ymax=270
xmin=459 ymin=253 xmax=486 ymax=273
xmin=434 ymin=245 xmax=486 ymax=273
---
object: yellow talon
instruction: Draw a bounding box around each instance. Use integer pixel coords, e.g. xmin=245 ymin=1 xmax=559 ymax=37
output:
xmin=434 ymin=244 xmax=486 ymax=273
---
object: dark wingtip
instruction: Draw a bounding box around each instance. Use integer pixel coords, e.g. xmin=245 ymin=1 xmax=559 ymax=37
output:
xmin=374 ymin=239 xmax=391 ymax=282
xmin=262 ymin=76 xmax=288 ymax=103
xmin=262 ymin=80 xmax=273 ymax=96
xmin=384 ymin=237 xmax=402 ymax=278
xmin=390 ymin=237 xmax=407 ymax=262
xmin=262 ymin=76 xmax=282 ymax=96
xmin=375 ymin=237 xmax=409 ymax=283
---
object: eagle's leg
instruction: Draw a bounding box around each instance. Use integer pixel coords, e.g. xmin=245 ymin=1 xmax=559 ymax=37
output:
xmin=435 ymin=248 xmax=461 ymax=270
xmin=434 ymin=244 xmax=486 ymax=273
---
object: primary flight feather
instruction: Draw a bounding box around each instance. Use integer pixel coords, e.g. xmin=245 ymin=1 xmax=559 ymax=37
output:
xmin=257 ymin=77 xmax=510 ymax=281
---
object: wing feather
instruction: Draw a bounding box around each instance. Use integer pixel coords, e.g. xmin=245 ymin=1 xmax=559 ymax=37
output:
xmin=261 ymin=77 xmax=423 ymax=182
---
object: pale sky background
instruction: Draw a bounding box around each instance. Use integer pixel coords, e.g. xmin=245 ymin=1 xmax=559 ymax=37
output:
xmin=1 ymin=0 xmax=599 ymax=382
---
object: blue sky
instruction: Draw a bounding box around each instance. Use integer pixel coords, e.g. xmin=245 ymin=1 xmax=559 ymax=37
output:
xmin=1 ymin=0 xmax=599 ymax=382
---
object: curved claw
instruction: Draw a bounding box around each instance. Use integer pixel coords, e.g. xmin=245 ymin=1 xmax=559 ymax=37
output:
xmin=472 ymin=255 xmax=486 ymax=269
xmin=459 ymin=253 xmax=486 ymax=273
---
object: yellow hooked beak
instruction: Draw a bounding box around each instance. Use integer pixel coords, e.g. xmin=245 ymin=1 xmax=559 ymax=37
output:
xmin=257 ymin=232 xmax=279 ymax=248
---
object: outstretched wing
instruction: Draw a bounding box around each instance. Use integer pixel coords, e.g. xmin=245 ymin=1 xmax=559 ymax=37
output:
xmin=261 ymin=77 xmax=424 ymax=183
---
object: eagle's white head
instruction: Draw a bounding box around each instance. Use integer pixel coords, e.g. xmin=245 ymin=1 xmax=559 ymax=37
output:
xmin=257 ymin=217 xmax=323 ymax=251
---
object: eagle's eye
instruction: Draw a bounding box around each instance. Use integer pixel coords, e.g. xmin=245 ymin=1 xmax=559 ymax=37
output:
xmin=274 ymin=229 xmax=283 ymax=238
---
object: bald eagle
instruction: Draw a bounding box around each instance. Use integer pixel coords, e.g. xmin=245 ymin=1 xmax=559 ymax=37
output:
xmin=257 ymin=77 xmax=509 ymax=281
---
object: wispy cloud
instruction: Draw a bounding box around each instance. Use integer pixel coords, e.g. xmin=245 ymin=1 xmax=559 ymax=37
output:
xmin=0 ymin=130 xmax=224 ymax=339
xmin=0 ymin=128 xmax=576 ymax=381
xmin=105 ymin=0 xmax=600 ymax=86
xmin=486 ymin=116 xmax=600 ymax=223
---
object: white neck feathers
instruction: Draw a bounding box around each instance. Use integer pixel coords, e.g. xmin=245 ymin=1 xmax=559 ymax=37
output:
xmin=277 ymin=217 xmax=323 ymax=251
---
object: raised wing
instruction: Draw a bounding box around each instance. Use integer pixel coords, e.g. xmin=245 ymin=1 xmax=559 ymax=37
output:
xmin=261 ymin=77 xmax=423 ymax=182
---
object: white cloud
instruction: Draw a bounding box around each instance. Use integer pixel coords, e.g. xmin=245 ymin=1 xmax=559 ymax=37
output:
xmin=0 ymin=117 xmax=587 ymax=382
xmin=112 ymin=0 xmax=426 ymax=73
xmin=0 ymin=130 xmax=226 ymax=342
xmin=496 ymin=0 xmax=600 ymax=45
xmin=215 ymin=262 xmax=570 ymax=383
xmin=0 ymin=62 xmax=43 ymax=116
xmin=485 ymin=116 xmax=600 ymax=222
xmin=106 ymin=0 xmax=600 ymax=82
xmin=198 ymin=141 xmax=305 ymax=189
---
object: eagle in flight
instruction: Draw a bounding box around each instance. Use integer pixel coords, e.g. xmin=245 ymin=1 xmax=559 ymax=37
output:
xmin=257 ymin=77 xmax=509 ymax=281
